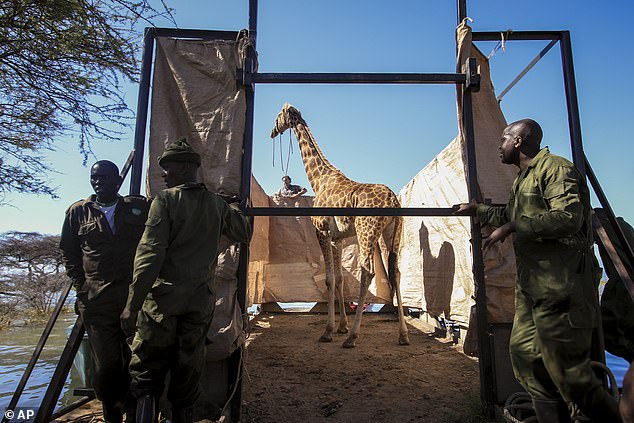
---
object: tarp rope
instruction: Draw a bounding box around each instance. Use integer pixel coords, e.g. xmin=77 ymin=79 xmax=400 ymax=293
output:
xmin=501 ymin=361 xmax=619 ymax=423
xmin=487 ymin=30 xmax=511 ymax=59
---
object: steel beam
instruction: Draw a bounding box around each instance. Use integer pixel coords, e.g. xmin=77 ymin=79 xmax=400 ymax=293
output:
xmin=250 ymin=72 xmax=466 ymax=85
xmin=472 ymin=31 xmax=562 ymax=41
xmin=130 ymin=28 xmax=155 ymax=195
xmin=247 ymin=207 xmax=458 ymax=217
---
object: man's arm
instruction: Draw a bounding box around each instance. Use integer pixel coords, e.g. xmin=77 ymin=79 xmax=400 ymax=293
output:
xmin=121 ymin=197 xmax=170 ymax=335
xmin=453 ymin=201 xmax=512 ymax=249
xmin=59 ymin=208 xmax=85 ymax=291
xmin=288 ymin=186 xmax=307 ymax=199
xmin=222 ymin=202 xmax=252 ymax=244
xmin=515 ymin=164 xmax=584 ymax=241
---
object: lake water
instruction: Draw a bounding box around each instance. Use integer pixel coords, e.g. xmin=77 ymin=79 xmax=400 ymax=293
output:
xmin=0 ymin=309 xmax=630 ymax=417
xmin=0 ymin=312 xmax=87 ymax=414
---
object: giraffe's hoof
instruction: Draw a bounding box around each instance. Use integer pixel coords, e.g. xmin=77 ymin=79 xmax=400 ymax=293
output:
xmin=399 ymin=335 xmax=410 ymax=346
xmin=319 ymin=334 xmax=333 ymax=343
xmin=337 ymin=327 xmax=349 ymax=334
xmin=342 ymin=338 xmax=356 ymax=348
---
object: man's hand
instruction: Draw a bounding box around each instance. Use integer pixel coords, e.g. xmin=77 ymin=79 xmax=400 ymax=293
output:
xmin=452 ymin=201 xmax=478 ymax=216
xmin=483 ymin=221 xmax=515 ymax=250
xmin=120 ymin=307 xmax=138 ymax=338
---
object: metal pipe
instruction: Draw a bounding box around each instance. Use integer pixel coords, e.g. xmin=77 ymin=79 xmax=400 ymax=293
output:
xmin=472 ymin=31 xmax=562 ymax=41
xmin=457 ymin=0 xmax=467 ymax=25
xmin=154 ymin=28 xmax=240 ymax=40
xmin=247 ymin=207 xmax=459 ymax=217
xmin=496 ymin=39 xmax=558 ymax=101
xmin=250 ymin=73 xmax=466 ymax=85
xmin=560 ymin=31 xmax=586 ymax=175
xmin=462 ymin=75 xmax=495 ymax=405
xmin=585 ymin=157 xmax=634 ymax=270
xmin=1 ymin=282 xmax=73 ymax=423
xmin=34 ymin=318 xmax=85 ymax=423
xmin=232 ymin=1 xmax=259 ymax=420
xmin=48 ymin=396 xmax=94 ymax=420
xmin=130 ymin=27 xmax=156 ymax=196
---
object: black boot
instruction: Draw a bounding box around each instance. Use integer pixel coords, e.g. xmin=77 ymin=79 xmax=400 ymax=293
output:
xmin=532 ymin=398 xmax=572 ymax=423
xmin=124 ymin=397 xmax=137 ymax=423
xmin=102 ymin=401 xmax=123 ymax=423
xmin=135 ymin=395 xmax=156 ymax=423
xmin=171 ymin=406 xmax=193 ymax=423
xmin=578 ymin=389 xmax=622 ymax=423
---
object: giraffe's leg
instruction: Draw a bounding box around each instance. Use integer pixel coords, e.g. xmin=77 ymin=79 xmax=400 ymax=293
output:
xmin=332 ymin=239 xmax=348 ymax=334
xmin=316 ymin=230 xmax=336 ymax=343
xmin=343 ymin=264 xmax=372 ymax=348
xmin=384 ymin=216 xmax=410 ymax=346
xmin=343 ymin=220 xmax=379 ymax=349
xmin=390 ymin=250 xmax=410 ymax=345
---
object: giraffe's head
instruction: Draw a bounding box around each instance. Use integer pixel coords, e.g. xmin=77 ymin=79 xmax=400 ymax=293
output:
xmin=270 ymin=103 xmax=304 ymax=138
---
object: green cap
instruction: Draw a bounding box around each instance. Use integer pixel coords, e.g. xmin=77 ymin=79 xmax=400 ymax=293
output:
xmin=157 ymin=137 xmax=201 ymax=167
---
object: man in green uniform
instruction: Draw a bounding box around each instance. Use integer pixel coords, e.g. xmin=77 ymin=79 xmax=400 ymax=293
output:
xmin=455 ymin=119 xmax=621 ymax=422
xmin=120 ymin=138 xmax=251 ymax=423
xmin=60 ymin=160 xmax=150 ymax=423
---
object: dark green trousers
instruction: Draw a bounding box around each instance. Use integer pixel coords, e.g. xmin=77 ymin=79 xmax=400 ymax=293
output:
xmin=78 ymin=284 xmax=131 ymax=404
xmin=510 ymin=248 xmax=604 ymax=409
xmin=129 ymin=283 xmax=214 ymax=408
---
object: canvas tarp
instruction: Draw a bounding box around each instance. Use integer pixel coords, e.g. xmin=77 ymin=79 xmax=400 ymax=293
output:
xmin=147 ymin=37 xmax=248 ymax=360
xmin=147 ymin=36 xmax=246 ymax=197
xmin=397 ymin=22 xmax=517 ymax=325
xmin=146 ymin=26 xmax=517 ymax=352
xmin=246 ymin=190 xmax=393 ymax=305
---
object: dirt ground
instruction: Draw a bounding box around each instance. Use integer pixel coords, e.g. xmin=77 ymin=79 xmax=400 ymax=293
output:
xmin=241 ymin=312 xmax=482 ymax=423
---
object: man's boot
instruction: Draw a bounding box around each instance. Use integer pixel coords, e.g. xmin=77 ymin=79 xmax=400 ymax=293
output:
xmin=124 ymin=396 xmax=137 ymax=423
xmin=171 ymin=406 xmax=193 ymax=423
xmin=578 ymin=389 xmax=623 ymax=423
xmin=532 ymin=398 xmax=572 ymax=423
xmin=102 ymin=401 xmax=123 ymax=423
xmin=135 ymin=395 xmax=156 ymax=423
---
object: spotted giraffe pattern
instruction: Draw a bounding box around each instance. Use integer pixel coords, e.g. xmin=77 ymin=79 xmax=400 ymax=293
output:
xmin=270 ymin=103 xmax=410 ymax=348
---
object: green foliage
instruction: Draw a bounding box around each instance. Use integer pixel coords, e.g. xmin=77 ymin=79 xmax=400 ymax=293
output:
xmin=0 ymin=231 xmax=68 ymax=316
xmin=0 ymin=0 xmax=173 ymax=200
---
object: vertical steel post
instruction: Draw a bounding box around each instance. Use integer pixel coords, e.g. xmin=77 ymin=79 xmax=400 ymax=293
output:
xmin=231 ymin=1 xmax=259 ymax=420
xmin=462 ymin=70 xmax=495 ymax=406
xmin=130 ymin=28 xmax=156 ymax=195
xmin=559 ymin=31 xmax=586 ymax=176
xmin=457 ymin=0 xmax=467 ymax=25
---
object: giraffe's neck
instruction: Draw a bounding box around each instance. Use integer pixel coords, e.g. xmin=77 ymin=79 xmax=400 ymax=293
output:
xmin=292 ymin=121 xmax=345 ymax=195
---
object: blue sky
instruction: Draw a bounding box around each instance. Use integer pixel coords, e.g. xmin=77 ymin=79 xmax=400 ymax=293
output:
xmin=1 ymin=1 xmax=633 ymax=234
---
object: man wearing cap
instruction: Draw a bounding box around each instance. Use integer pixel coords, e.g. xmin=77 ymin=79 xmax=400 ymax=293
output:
xmin=120 ymin=138 xmax=251 ymax=423
xmin=60 ymin=160 xmax=150 ymax=423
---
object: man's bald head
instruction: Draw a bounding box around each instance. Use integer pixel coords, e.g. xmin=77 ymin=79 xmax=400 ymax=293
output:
xmin=90 ymin=160 xmax=121 ymax=204
xmin=506 ymin=119 xmax=543 ymax=150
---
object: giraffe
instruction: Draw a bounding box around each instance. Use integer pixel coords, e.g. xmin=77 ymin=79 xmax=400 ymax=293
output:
xmin=270 ymin=103 xmax=410 ymax=348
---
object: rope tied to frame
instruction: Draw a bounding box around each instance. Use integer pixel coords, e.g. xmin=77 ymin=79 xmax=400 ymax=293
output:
xmin=488 ymin=29 xmax=512 ymax=59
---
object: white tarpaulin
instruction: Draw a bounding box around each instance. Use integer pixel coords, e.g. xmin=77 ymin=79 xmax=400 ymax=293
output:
xmin=397 ymin=22 xmax=517 ymax=324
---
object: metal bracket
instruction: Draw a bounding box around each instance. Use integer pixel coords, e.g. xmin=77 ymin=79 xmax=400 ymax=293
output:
xmin=465 ymin=57 xmax=480 ymax=92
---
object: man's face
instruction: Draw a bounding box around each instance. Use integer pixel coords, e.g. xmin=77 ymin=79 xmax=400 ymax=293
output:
xmin=499 ymin=127 xmax=519 ymax=165
xmin=282 ymin=177 xmax=291 ymax=188
xmin=161 ymin=161 xmax=191 ymax=188
xmin=90 ymin=162 xmax=120 ymax=201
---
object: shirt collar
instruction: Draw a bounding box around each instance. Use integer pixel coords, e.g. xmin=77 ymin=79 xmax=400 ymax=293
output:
xmin=526 ymin=147 xmax=550 ymax=170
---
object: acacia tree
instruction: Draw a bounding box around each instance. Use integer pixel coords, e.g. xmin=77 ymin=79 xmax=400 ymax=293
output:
xmin=0 ymin=0 xmax=173 ymax=200
xmin=0 ymin=231 xmax=69 ymax=319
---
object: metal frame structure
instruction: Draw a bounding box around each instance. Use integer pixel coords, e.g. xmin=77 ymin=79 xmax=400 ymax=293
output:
xmin=7 ymin=1 xmax=633 ymax=422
